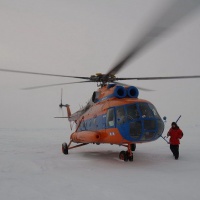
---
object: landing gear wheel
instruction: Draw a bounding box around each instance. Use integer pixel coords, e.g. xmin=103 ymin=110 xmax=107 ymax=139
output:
xmin=131 ymin=144 xmax=136 ymax=151
xmin=128 ymin=154 xmax=133 ymax=162
xmin=119 ymin=151 xmax=128 ymax=162
xmin=62 ymin=143 xmax=68 ymax=155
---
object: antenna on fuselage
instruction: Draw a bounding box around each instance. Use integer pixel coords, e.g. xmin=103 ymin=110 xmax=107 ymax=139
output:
xmin=59 ymin=88 xmax=63 ymax=108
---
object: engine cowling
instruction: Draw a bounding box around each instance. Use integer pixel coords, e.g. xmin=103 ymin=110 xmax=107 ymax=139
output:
xmin=114 ymin=86 xmax=127 ymax=98
xmin=127 ymin=86 xmax=139 ymax=98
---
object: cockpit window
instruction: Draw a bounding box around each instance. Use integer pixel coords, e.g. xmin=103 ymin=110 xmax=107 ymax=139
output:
xmin=127 ymin=104 xmax=140 ymax=120
xmin=139 ymin=103 xmax=154 ymax=118
xmin=148 ymin=103 xmax=160 ymax=118
xmin=106 ymin=108 xmax=115 ymax=127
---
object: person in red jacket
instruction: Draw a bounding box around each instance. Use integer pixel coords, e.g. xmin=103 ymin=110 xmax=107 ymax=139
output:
xmin=167 ymin=122 xmax=183 ymax=160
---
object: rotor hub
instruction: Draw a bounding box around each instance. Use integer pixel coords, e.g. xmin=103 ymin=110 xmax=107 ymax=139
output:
xmin=90 ymin=73 xmax=116 ymax=84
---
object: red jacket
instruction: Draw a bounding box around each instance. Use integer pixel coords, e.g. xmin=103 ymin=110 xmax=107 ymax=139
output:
xmin=167 ymin=127 xmax=183 ymax=145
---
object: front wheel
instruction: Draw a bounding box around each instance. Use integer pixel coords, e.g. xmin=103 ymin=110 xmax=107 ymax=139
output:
xmin=62 ymin=143 xmax=68 ymax=155
xmin=119 ymin=151 xmax=128 ymax=162
xmin=131 ymin=144 xmax=136 ymax=151
xmin=128 ymin=154 xmax=133 ymax=162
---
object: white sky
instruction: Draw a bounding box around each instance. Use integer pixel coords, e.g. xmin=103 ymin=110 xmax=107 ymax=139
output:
xmin=0 ymin=0 xmax=200 ymax=129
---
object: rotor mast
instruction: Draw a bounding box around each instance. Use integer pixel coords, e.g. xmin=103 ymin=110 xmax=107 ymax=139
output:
xmin=90 ymin=73 xmax=117 ymax=87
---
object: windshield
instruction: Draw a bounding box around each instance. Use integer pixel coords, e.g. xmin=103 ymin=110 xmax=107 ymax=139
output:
xmin=126 ymin=104 xmax=140 ymax=120
xmin=114 ymin=102 xmax=164 ymax=142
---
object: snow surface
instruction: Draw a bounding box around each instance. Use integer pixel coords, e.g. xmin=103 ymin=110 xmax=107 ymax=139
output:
xmin=1 ymin=125 xmax=200 ymax=200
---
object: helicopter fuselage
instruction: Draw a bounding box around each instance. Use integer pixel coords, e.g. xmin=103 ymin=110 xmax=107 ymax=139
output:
xmin=70 ymin=84 xmax=164 ymax=145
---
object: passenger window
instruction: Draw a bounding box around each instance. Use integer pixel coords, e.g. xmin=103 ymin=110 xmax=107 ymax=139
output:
xmin=89 ymin=119 xmax=92 ymax=127
xmin=106 ymin=108 xmax=115 ymax=127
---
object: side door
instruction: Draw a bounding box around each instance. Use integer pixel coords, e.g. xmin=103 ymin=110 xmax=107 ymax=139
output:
xmin=106 ymin=108 xmax=115 ymax=128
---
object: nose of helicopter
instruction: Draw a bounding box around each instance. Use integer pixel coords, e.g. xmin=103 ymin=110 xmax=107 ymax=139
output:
xmin=116 ymin=102 xmax=165 ymax=142
xmin=129 ymin=117 xmax=164 ymax=142
xmin=117 ymin=117 xmax=164 ymax=143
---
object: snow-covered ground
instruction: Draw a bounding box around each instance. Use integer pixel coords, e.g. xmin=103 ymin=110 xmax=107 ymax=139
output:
xmin=1 ymin=0 xmax=200 ymax=199
xmin=0 ymin=125 xmax=199 ymax=200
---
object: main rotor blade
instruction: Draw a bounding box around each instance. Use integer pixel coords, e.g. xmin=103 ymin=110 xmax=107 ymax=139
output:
xmin=0 ymin=68 xmax=90 ymax=80
xmin=117 ymin=75 xmax=200 ymax=81
xmin=22 ymin=81 xmax=92 ymax=90
xmin=106 ymin=0 xmax=200 ymax=76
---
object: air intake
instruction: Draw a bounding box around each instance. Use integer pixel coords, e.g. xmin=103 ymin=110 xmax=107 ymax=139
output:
xmin=114 ymin=86 xmax=127 ymax=98
xmin=127 ymin=86 xmax=139 ymax=98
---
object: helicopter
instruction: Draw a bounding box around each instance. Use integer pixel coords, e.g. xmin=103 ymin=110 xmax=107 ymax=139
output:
xmin=1 ymin=0 xmax=200 ymax=161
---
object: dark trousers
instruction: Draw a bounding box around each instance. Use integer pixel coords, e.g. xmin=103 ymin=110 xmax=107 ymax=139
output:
xmin=170 ymin=144 xmax=179 ymax=159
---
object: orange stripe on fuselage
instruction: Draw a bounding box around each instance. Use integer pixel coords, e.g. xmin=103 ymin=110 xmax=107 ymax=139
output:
xmin=71 ymin=128 xmax=130 ymax=144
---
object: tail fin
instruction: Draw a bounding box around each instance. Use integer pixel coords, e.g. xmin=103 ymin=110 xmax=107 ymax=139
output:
xmin=66 ymin=104 xmax=71 ymax=118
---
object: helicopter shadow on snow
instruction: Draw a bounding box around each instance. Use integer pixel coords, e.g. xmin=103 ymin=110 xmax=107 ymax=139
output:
xmin=69 ymin=146 xmax=173 ymax=167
